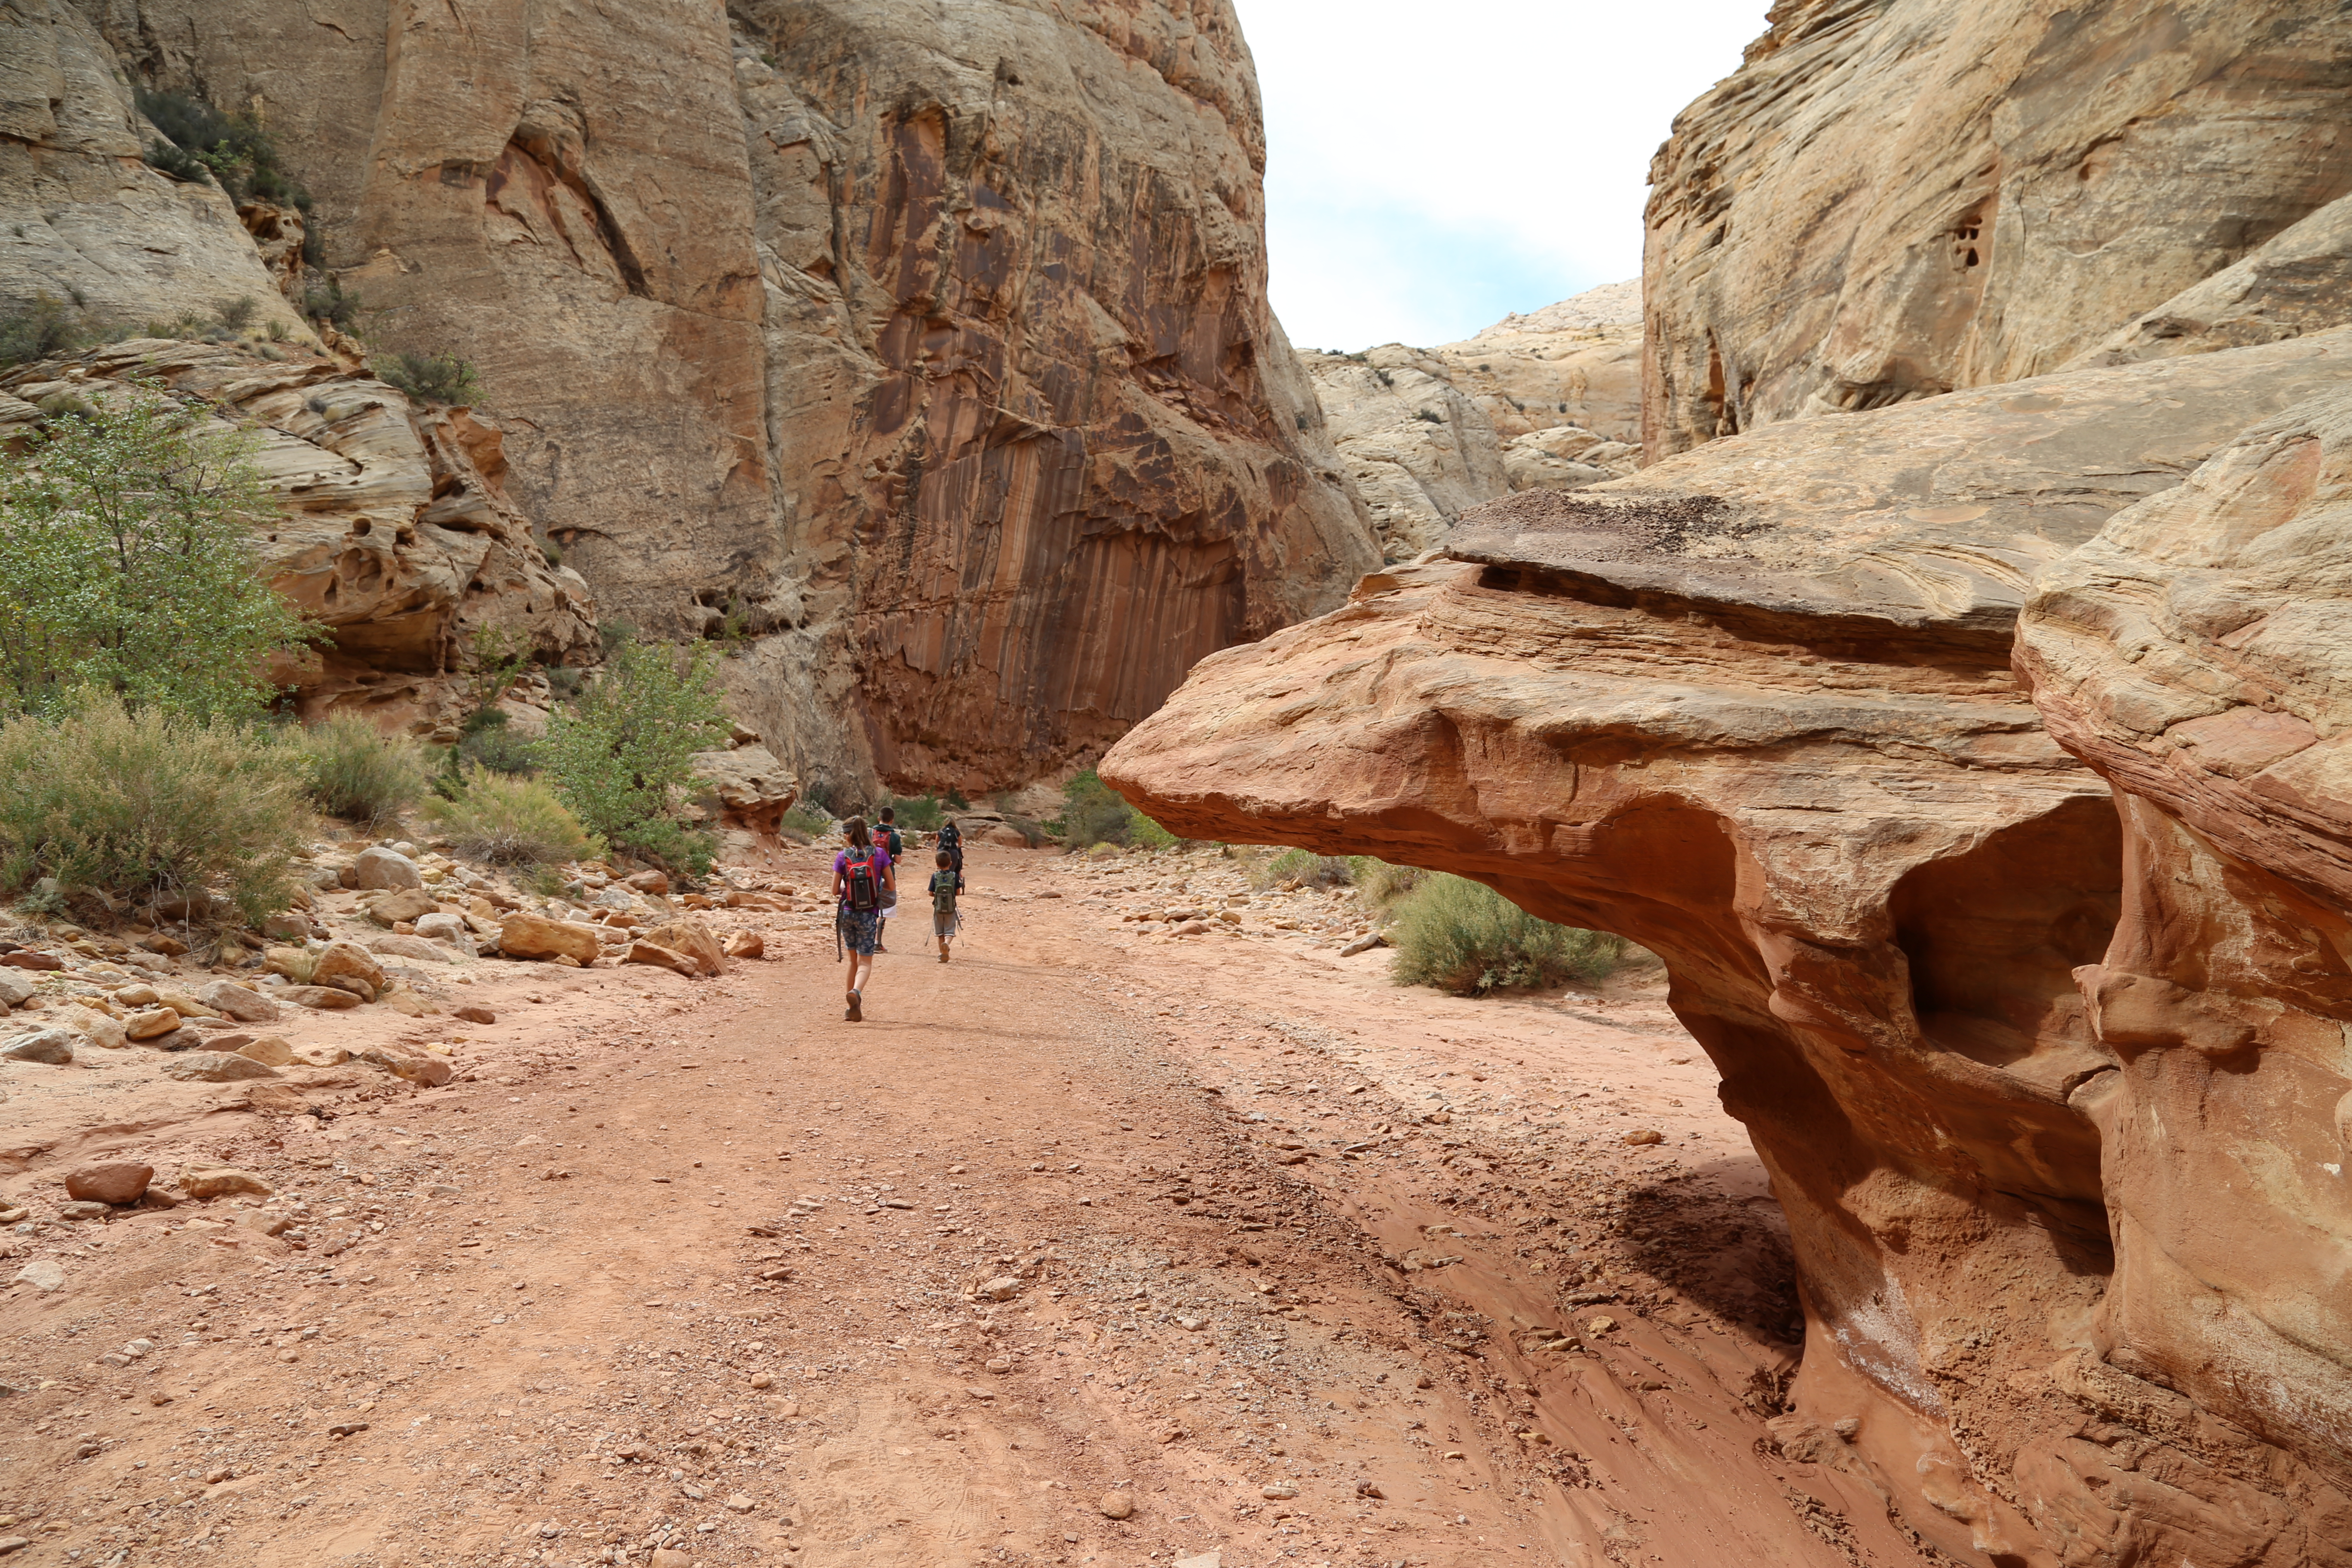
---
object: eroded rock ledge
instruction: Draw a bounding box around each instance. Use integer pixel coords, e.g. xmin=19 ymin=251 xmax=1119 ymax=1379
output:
xmin=1103 ymin=331 xmax=2352 ymax=1564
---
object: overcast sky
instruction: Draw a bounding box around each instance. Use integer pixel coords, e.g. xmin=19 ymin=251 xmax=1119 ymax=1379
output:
xmin=1237 ymin=0 xmax=1770 ymax=351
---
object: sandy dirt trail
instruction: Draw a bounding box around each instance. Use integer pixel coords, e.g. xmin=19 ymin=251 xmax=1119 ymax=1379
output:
xmin=1 ymin=845 xmax=1939 ymax=1568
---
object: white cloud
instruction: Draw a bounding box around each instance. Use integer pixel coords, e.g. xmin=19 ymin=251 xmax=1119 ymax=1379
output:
xmin=1238 ymin=0 xmax=1769 ymax=350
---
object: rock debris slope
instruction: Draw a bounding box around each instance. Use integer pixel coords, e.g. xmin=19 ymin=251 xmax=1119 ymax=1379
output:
xmin=1642 ymin=0 xmax=2352 ymax=459
xmin=1101 ymin=329 xmax=2352 ymax=1565
xmin=67 ymin=0 xmax=1375 ymax=793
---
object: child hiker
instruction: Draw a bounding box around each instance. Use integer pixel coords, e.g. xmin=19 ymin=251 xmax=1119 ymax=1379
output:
xmin=833 ymin=816 xmax=894 ymax=1021
xmin=875 ymin=807 xmax=904 ymax=952
xmin=928 ymin=847 xmax=964 ymax=962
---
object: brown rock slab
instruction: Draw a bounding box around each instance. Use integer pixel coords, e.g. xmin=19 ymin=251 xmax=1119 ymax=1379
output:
xmin=495 ymin=913 xmax=602 ymax=965
xmin=282 ymin=986 xmax=362 ymax=1011
xmin=163 ymin=1052 xmax=279 ymax=1084
xmin=123 ymin=1006 xmax=182 ymax=1041
xmin=453 ymin=1004 xmax=496 ymax=1025
xmin=723 ymin=931 xmax=763 ymax=959
xmin=639 ymin=919 xmax=723 ymax=977
xmin=180 ymin=1168 xmax=273 ymax=1199
xmin=625 ymin=942 xmax=699 ymax=977
xmin=0 ymin=950 xmax=63 ymax=971
xmin=236 ymin=1036 xmax=296 ymax=1067
xmin=64 ymin=1161 xmax=153 ymax=1205
xmin=196 ymin=980 xmax=280 ymax=1023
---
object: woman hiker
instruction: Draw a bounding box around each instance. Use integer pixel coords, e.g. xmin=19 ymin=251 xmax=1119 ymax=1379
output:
xmin=833 ymin=816 xmax=894 ymax=1021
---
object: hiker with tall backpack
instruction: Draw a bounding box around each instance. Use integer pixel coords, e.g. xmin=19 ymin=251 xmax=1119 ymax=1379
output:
xmin=938 ymin=816 xmax=963 ymax=878
xmin=833 ymin=816 xmax=895 ymax=1022
xmin=928 ymin=848 xmax=964 ymax=963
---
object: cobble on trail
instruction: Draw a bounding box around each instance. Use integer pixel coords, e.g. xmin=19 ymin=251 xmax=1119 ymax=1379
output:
xmin=0 ymin=845 xmax=1933 ymax=1568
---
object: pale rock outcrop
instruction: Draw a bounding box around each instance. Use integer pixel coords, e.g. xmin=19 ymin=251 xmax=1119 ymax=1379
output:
xmin=2018 ymin=387 xmax=2352 ymax=1490
xmin=2065 ymin=190 xmax=2352 ymax=370
xmin=0 ymin=0 xmax=312 ymax=342
xmin=1302 ymin=280 xmax=1642 ymax=559
xmin=0 ymin=340 xmax=597 ymax=732
xmin=686 ymin=744 xmax=797 ymax=837
xmin=83 ymin=0 xmax=1377 ymax=795
xmin=1102 ymin=331 xmax=2352 ymax=1565
xmin=1643 ymin=0 xmax=2352 ymax=459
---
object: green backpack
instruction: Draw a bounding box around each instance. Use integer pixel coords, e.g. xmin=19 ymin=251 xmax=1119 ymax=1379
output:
xmin=932 ymin=873 xmax=958 ymax=916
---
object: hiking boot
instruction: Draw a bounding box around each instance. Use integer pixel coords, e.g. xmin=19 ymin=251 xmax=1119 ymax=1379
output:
xmin=845 ymin=990 xmax=863 ymax=1023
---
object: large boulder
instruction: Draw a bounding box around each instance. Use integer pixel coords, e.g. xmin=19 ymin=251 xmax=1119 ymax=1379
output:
xmin=1102 ymin=332 xmax=2352 ymax=1565
xmin=493 ymin=913 xmax=602 ymax=965
xmin=64 ymin=1162 xmax=152 ymax=1205
xmin=351 ymin=848 xmax=424 ymax=891
xmin=0 ymin=1027 xmax=76 ymax=1064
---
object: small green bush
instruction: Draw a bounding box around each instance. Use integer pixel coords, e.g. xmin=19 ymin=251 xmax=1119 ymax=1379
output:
xmin=426 ymin=769 xmax=600 ymax=865
xmin=457 ymin=716 xmax=540 ymax=776
xmin=142 ymin=139 xmax=212 ymax=184
xmin=0 ymin=294 xmax=90 ymax=368
xmin=1349 ymin=856 xmax=1426 ymax=906
xmin=133 ymin=86 xmax=310 ymax=211
xmin=878 ymin=794 xmax=945 ymax=832
xmin=0 ymin=697 xmax=309 ymax=926
xmin=215 ymin=297 xmax=258 ymax=331
xmin=1387 ymin=873 xmax=1624 ymax=996
xmin=1256 ymin=847 xmax=1350 ymax=888
xmin=779 ymin=803 xmax=831 ymax=840
xmin=302 ymin=277 xmax=360 ymax=331
xmin=1057 ymin=769 xmax=1177 ymax=851
xmin=295 ymin=712 xmax=427 ymax=827
xmin=0 ymin=386 xmax=315 ymax=718
xmin=539 ymin=640 xmax=729 ymax=875
xmin=374 ymin=352 xmax=479 ymax=406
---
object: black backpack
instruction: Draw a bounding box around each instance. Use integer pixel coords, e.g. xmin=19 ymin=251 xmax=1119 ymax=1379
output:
xmin=843 ymin=848 xmax=880 ymax=912
xmin=939 ymin=821 xmax=962 ymax=857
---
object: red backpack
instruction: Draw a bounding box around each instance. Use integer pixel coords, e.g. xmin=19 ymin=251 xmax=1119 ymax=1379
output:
xmin=843 ymin=848 xmax=880 ymax=913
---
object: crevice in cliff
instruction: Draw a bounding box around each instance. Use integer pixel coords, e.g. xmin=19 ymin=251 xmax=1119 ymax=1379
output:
xmin=484 ymin=137 xmax=652 ymax=300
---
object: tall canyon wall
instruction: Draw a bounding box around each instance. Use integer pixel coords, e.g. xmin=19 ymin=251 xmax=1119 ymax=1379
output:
xmin=25 ymin=0 xmax=1376 ymax=794
xmin=1642 ymin=0 xmax=2352 ymax=460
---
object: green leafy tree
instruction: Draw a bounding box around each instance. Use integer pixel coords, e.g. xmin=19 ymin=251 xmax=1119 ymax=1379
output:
xmin=539 ymin=640 xmax=729 ymax=874
xmin=0 ymin=386 xmax=313 ymax=718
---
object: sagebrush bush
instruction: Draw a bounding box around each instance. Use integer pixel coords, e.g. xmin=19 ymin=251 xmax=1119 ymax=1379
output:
xmin=0 ymin=294 xmax=94 ymax=368
xmin=295 ymin=713 xmax=427 ymax=827
xmin=778 ymin=803 xmax=831 ymax=841
xmin=539 ymin=640 xmax=729 ymax=874
xmin=0 ymin=698 xmax=309 ymax=925
xmin=456 ymin=717 xmax=540 ymax=776
xmin=374 ymin=352 xmax=480 ymax=406
xmin=1256 ymin=847 xmax=1351 ymax=888
xmin=426 ymin=768 xmax=600 ymax=866
xmin=1349 ymin=855 xmax=1426 ymax=905
xmin=1387 ymin=872 xmax=1624 ymax=996
xmin=878 ymin=793 xmax=945 ymax=831
xmin=1057 ymin=769 xmax=1176 ymax=851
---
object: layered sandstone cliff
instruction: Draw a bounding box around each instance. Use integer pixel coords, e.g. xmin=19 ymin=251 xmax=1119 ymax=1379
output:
xmin=0 ymin=339 xmax=598 ymax=732
xmin=55 ymin=0 xmax=1374 ymax=795
xmin=1642 ymin=0 xmax=2352 ymax=460
xmin=1302 ymin=280 xmax=1642 ymax=560
xmin=1102 ymin=328 xmax=2352 ymax=1563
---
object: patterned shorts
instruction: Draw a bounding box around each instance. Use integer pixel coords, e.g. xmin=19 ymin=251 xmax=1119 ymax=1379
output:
xmin=838 ymin=906 xmax=881 ymax=955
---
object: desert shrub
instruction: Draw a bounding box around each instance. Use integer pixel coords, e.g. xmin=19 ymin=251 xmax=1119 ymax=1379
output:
xmin=0 ymin=697 xmax=309 ymax=925
xmin=1255 ymin=847 xmax=1351 ymax=888
xmin=779 ymin=803 xmax=831 ymax=840
xmin=1387 ymin=872 xmax=1625 ymax=996
xmin=302 ymin=277 xmax=361 ymax=331
xmin=134 ymin=86 xmax=309 ymax=211
xmin=426 ymin=769 xmax=600 ymax=865
xmin=879 ymin=793 xmax=945 ymax=832
xmin=374 ymin=351 xmax=479 ymax=406
xmin=295 ymin=712 xmax=427 ymax=827
xmin=456 ymin=712 xmax=541 ymax=776
xmin=0 ymin=387 xmax=314 ymax=717
xmin=539 ymin=640 xmax=729 ymax=875
xmin=0 ymin=294 xmax=90 ymax=368
xmin=1057 ymin=769 xmax=1177 ymax=851
xmin=1349 ymin=855 xmax=1426 ymax=906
